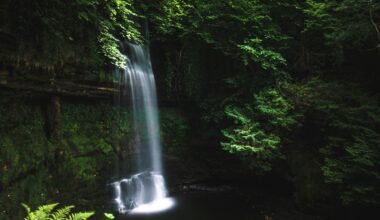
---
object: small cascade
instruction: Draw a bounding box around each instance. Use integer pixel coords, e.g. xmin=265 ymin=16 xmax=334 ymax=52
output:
xmin=112 ymin=172 xmax=167 ymax=213
xmin=112 ymin=43 xmax=172 ymax=214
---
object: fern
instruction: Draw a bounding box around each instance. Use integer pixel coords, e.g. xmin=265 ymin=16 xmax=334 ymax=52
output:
xmin=104 ymin=213 xmax=115 ymax=219
xmin=23 ymin=203 xmax=59 ymax=220
xmin=49 ymin=205 xmax=74 ymax=220
xmin=22 ymin=203 xmax=33 ymax=220
xmin=66 ymin=212 xmax=95 ymax=220
xmin=22 ymin=203 xmax=94 ymax=220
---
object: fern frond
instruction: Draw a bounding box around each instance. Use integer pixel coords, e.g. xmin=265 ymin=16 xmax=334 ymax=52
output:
xmin=22 ymin=203 xmax=94 ymax=220
xmin=34 ymin=203 xmax=59 ymax=220
xmin=38 ymin=203 xmax=60 ymax=213
xmin=49 ymin=205 xmax=74 ymax=220
xmin=22 ymin=203 xmax=33 ymax=220
xmin=67 ymin=212 xmax=94 ymax=220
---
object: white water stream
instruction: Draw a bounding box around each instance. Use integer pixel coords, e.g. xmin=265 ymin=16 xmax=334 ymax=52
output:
xmin=112 ymin=44 xmax=172 ymax=214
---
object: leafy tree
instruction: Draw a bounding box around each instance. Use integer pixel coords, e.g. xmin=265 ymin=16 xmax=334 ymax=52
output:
xmin=223 ymin=77 xmax=380 ymax=207
xmin=289 ymin=78 xmax=380 ymax=206
xmin=301 ymin=0 xmax=380 ymax=71
xmin=222 ymin=88 xmax=299 ymax=172
xmin=159 ymin=0 xmax=289 ymax=71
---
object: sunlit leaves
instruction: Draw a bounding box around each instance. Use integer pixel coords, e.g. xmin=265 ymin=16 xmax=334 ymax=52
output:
xmin=98 ymin=29 xmax=126 ymax=69
xmin=152 ymin=0 xmax=192 ymax=34
xmin=222 ymin=88 xmax=297 ymax=172
xmin=238 ymin=38 xmax=286 ymax=70
xmin=98 ymin=0 xmax=142 ymax=68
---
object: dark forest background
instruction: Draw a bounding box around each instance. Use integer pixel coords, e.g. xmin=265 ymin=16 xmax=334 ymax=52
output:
xmin=1 ymin=0 xmax=380 ymax=219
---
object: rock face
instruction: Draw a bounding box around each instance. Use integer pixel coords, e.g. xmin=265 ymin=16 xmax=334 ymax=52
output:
xmin=0 ymin=96 xmax=130 ymax=220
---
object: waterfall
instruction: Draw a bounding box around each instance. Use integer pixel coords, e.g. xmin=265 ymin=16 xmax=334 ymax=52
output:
xmin=112 ymin=43 xmax=172 ymax=214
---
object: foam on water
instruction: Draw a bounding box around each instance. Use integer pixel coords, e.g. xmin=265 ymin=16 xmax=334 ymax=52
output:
xmin=130 ymin=198 xmax=176 ymax=214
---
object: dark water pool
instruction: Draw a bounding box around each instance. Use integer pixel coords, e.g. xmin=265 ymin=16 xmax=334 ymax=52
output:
xmin=116 ymin=192 xmax=260 ymax=220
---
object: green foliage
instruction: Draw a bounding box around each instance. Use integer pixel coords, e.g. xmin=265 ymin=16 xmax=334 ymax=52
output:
xmin=149 ymin=0 xmax=289 ymax=72
xmin=98 ymin=0 xmax=143 ymax=68
xmin=238 ymin=38 xmax=286 ymax=71
xmin=104 ymin=213 xmax=115 ymax=219
xmin=223 ymin=78 xmax=380 ymax=206
xmin=6 ymin=0 xmax=142 ymax=70
xmin=98 ymin=30 xmax=126 ymax=69
xmin=302 ymin=0 xmax=380 ymax=68
xmin=289 ymin=78 xmax=380 ymax=205
xmin=254 ymin=88 xmax=298 ymax=128
xmin=0 ymin=98 xmax=52 ymax=190
xmin=222 ymin=88 xmax=298 ymax=172
xmin=150 ymin=0 xmax=192 ymax=34
xmin=22 ymin=203 xmax=94 ymax=220
xmin=194 ymin=0 xmax=288 ymax=71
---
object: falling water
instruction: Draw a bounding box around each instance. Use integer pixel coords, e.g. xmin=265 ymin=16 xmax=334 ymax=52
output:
xmin=112 ymin=43 xmax=171 ymax=214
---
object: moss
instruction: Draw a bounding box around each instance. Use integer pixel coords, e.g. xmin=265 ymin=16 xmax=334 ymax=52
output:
xmin=0 ymin=94 xmax=132 ymax=219
xmin=0 ymin=97 xmax=51 ymax=189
